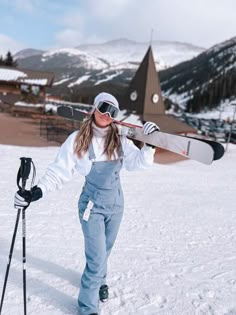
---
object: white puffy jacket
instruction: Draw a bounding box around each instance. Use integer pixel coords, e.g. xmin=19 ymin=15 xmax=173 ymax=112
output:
xmin=38 ymin=130 xmax=155 ymax=194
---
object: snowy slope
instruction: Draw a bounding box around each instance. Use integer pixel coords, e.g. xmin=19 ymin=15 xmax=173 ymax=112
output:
xmin=76 ymin=39 xmax=204 ymax=70
xmin=161 ymin=36 xmax=236 ymax=112
xmin=16 ymin=38 xmax=204 ymax=90
xmin=17 ymin=39 xmax=204 ymax=71
xmin=42 ymin=48 xmax=109 ymax=71
xmin=0 ymin=144 xmax=235 ymax=315
xmin=14 ymin=49 xmax=45 ymax=59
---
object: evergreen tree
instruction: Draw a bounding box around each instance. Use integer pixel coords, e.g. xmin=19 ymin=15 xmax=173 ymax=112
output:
xmin=0 ymin=55 xmax=4 ymax=65
xmin=4 ymin=51 xmax=17 ymax=67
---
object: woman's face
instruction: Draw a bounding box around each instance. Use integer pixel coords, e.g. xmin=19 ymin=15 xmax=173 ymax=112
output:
xmin=94 ymin=109 xmax=113 ymax=128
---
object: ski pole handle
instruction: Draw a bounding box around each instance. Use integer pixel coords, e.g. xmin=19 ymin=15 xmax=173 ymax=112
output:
xmin=17 ymin=158 xmax=32 ymax=192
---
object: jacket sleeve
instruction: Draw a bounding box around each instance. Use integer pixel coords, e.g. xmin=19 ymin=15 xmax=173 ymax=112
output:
xmin=38 ymin=131 xmax=78 ymax=194
xmin=122 ymin=136 xmax=155 ymax=171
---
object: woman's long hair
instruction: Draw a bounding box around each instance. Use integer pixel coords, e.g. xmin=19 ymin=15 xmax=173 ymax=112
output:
xmin=74 ymin=114 xmax=121 ymax=160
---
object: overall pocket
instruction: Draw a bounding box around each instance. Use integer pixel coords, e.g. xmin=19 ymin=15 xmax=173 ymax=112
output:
xmin=78 ymin=193 xmax=90 ymax=220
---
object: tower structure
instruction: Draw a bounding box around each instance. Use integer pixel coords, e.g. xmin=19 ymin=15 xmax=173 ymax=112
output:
xmin=123 ymin=46 xmax=165 ymax=115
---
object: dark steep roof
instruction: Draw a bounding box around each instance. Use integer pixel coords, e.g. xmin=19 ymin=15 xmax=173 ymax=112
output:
xmin=143 ymin=114 xmax=196 ymax=134
xmin=121 ymin=46 xmax=165 ymax=115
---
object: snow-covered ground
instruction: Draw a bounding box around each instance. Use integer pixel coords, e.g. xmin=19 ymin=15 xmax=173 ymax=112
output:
xmin=0 ymin=144 xmax=236 ymax=315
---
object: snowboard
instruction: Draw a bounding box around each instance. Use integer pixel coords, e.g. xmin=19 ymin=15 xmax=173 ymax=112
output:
xmin=57 ymin=105 xmax=225 ymax=165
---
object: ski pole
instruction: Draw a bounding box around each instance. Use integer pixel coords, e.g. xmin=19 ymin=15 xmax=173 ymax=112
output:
xmin=0 ymin=208 xmax=21 ymax=315
xmin=22 ymin=208 xmax=27 ymax=315
xmin=18 ymin=158 xmax=35 ymax=315
xmin=0 ymin=157 xmax=33 ymax=315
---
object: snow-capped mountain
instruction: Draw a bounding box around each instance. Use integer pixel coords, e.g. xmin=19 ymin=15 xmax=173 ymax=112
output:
xmin=160 ymin=36 xmax=236 ymax=112
xmin=16 ymin=38 xmax=204 ymax=90
xmin=14 ymin=37 xmax=236 ymax=113
xmin=14 ymin=48 xmax=45 ymax=59
xmin=76 ymin=38 xmax=204 ymax=70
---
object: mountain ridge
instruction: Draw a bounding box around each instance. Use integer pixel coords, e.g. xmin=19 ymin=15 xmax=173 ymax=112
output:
xmin=14 ymin=37 xmax=236 ymax=112
xmin=160 ymin=36 xmax=236 ymax=112
xmin=15 ymin=38 xmax=204 ymax=99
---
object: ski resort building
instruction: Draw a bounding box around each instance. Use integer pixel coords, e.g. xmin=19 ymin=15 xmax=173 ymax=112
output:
xmin=0 ymin=66 xmax=54 ymax=114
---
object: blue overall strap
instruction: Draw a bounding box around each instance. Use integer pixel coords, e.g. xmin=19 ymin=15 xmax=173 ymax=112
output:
xmin=88 ymin=137 xmax=124 ymax=162
xmin=119 ymin=137 xmax=124 ymax=159
xmin=88 ymin=142 xmax=96 ymax=162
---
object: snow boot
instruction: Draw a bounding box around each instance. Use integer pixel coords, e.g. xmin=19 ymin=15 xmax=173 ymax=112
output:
xmin=99 ymin=284 xmax=109 ymax=302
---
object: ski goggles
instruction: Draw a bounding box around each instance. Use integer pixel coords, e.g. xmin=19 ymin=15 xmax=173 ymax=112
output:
xmin=96 ymin=101 xmax=119 ymax=119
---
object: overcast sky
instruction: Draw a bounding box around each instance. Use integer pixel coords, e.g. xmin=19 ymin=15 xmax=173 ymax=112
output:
xmin=0 ymin=0 xmax=235 ymax=56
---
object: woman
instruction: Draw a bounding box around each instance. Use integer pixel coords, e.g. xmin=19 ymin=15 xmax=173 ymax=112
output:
xmin=14 ymin=92 xmax=159 ymax=315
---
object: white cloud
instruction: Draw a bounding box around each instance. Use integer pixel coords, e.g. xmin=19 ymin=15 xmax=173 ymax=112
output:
xmin=54 ymin=0 xmax=141 ymax=47
xmin=55 ymin=29 xmax=84 ymax=47
xmin=59 ymin=10 xmax=85 ymax=30
xmin=86 ymin=0 xmax=133 ymax=19
xmin=65 ymin=0 xmax=236 ymax=48
xmin=0 ymin=34 xmax=26 ymax=56
xmin=53 ymin=7 xmax=110 ymax=47
xmin=1 ymin=0 xmax=236 ymax=50
xmin=53 ymin=10 xmax=85 ymax=47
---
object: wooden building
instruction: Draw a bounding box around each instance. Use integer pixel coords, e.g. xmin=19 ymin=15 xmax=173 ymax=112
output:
xmin=0 ymin=66 xmax=54 ymax=106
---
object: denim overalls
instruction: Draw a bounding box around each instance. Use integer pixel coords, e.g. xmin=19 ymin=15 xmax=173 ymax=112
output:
xmin=78 ymin=141 xmax=124 ymax=315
